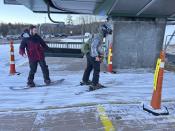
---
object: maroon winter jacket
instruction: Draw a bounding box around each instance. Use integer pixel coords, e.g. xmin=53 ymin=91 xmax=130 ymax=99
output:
xmin=19 ymin=34 xmax=49 ymax=62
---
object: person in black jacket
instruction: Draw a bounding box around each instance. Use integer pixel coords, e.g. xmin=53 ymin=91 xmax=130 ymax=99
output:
xmin=19 ymin=25 xmax=51 ymax=87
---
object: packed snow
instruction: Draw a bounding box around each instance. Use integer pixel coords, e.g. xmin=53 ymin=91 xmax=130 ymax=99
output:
xmin=0 ymin=43 xmax=175 ymax=112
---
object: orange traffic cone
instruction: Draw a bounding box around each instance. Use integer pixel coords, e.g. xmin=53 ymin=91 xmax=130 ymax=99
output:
xmin=107 ymin=44 xmax=116 ymax=74
xmin=108 ymin=44 xmax=113 ymax=72
xmin=143 ymin=51 xmax=169 ymax=116
xmin=9 ymin=40 xmax=16 ymax=75
xmin=151 ymin=51 xmax=165 ymax=109
xmin=107 ymin=44 xmax=112 ymax=72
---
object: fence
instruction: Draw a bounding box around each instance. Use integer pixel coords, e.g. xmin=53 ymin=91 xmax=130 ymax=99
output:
xmin=45 ymin=41 xmax=84 ymax=58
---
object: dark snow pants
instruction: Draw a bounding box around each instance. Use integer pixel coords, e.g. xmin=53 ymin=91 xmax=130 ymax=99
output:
xmin=82 ymin=53 xmax=100 ymax=85
xmin=28 ymin=59 xmax=50 ymax=82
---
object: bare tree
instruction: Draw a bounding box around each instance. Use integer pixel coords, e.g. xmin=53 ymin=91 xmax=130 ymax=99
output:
xmin=76 ymin=15 xmax=102 ymax=34
xmin=66 ymin=14 xmax=73 ymax=25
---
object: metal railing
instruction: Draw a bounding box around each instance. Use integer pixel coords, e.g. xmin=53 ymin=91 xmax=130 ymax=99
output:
xmin=45 ymin=41 xmax=83 ymax=49
xmin=44 ymin=41 xmax=84 ymax=58
xmin=164 ymin=34 xmax=175 ymax=51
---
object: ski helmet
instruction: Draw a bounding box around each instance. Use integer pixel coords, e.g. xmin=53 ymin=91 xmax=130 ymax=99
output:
xmin=100 ymin=23 xmax=112 ymax=37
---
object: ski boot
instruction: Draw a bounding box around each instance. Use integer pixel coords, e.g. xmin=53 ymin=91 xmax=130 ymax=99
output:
xmin=80 ymin=80 xmax=92 ymax=86
xmin=44 ymin=79 xmax=51 ymax=85
xmin=89 ymin=83 xmax=105 ymax=91
xmin=27 ymin=80 xmax=35 ymax=87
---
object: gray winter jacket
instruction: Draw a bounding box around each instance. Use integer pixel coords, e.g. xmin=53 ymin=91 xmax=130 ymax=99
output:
xmin=90 ymin=33 xmax=104 ymax=57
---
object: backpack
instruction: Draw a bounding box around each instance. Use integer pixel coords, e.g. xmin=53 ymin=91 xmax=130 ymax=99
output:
xmin=81 ymin=35 xmax=93 ymax=54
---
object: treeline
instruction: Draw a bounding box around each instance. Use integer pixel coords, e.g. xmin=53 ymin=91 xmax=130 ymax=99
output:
xmin=41 ymin=22 xmax=102 ymax=36
xmin=0 ymin=15 xmax=105 ymax=37
xmin=0 ymin=23 xmax=30 ymax=36
xmin=0 ymin=21 xmax=103 ymax=37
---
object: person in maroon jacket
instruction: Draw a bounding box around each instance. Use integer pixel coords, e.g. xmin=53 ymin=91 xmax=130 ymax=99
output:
xmin=19 ymin=25 xmax=51 ymax=87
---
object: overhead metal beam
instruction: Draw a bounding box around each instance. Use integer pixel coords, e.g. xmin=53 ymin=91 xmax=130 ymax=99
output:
xmin=94 ymin=0 xmax=116 ymax=15
xmin=4 ymin=0 xmax=175 ymax=19
xmin=4 ymin=0 xmax=21 ymax=5
xmin=108 ymin=0 xmax=119 ymax=15
xmin=170 ymin=12 xmax=175 ymax=18
xmin=46 ymin=0 xmax=79 ymax=14
xmin=167 ymin=20 xmax=175 ymax=25
xmin=136 ymin=0 xmax=157 ymax=16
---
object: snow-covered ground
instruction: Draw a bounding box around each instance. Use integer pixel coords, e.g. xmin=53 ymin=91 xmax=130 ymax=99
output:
xmin=0 ymin=44 xmax=175 ymax=112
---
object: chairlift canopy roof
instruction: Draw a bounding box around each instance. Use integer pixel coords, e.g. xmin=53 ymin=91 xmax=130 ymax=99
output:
xmin=4 ymin=0 xmax=175 ymax=20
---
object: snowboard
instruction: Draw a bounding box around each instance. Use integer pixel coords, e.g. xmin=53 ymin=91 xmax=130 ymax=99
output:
xmin=9 ymin=79 xmax=65 ymax=90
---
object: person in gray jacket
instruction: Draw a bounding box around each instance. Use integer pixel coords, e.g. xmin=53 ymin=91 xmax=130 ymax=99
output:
xmin=81 ymin=24 xmax=112 ymax=90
